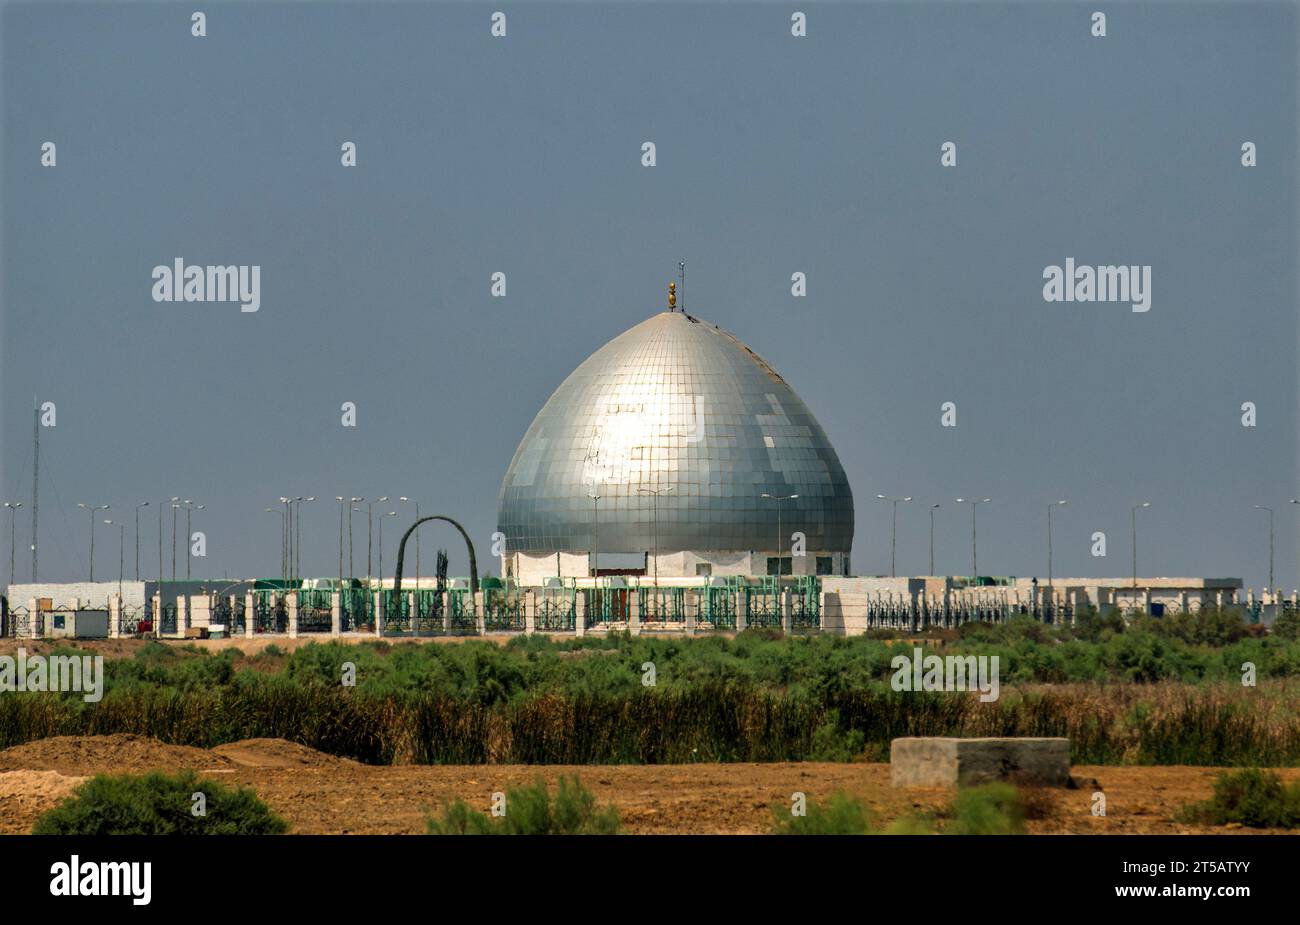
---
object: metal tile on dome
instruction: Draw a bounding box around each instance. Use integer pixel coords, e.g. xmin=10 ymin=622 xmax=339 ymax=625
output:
xmin=497 ymin=312 xmax=854 ymax=555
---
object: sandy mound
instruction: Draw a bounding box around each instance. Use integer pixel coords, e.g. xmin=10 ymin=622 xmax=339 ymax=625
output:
xmin=0 ymin=734 xmax=232 ymax=775
xmin=212 ymin=738 xmax=360 ymax=769
xmin=0 ymin=770 xmax=88 ymax=833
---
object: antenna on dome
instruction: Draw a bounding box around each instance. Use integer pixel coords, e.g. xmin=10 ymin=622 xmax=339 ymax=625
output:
xmin=678 ymin=260 xmax=686 ymax=313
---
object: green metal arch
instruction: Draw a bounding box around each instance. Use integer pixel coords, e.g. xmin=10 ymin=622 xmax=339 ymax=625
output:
xmin=392 ymin=515 xmax=478 ymax=597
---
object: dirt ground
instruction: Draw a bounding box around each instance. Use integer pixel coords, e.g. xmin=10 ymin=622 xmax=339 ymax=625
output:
xmin=2 ymin=734 xmax=1298 ymax=835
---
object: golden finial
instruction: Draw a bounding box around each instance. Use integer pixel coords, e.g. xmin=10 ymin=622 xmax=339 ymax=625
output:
xmin=668 ymin=281 xmax=677 ymax=310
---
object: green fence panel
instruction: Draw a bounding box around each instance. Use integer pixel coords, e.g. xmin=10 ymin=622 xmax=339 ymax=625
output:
xmin=484 ymin=586 xmax=525 ymax=632
xmin=537 ymin=584 xmax=576 ymax=631
xmin=638 ymin=586 xmax=685 ymax=624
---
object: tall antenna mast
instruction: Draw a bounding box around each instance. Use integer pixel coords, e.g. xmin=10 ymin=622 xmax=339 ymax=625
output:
xmin=678 ymin=260 xmax=685 ymax=313
xmin=31 ymin=398 xmax=38 ymax=582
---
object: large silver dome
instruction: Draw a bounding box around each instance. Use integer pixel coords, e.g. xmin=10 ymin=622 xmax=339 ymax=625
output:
xmin=497 ymin=311 xmax=854 ymax=558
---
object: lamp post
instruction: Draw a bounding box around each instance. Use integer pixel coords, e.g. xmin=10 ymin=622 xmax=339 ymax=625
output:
xmin=1131 ymin=502 xmax=1151 ymax=592
xmin=1291 ymin=500 xmax=1300 ymax=599
xmin=134 ymin=502 xmax=149 ymax=581
xmin=277 ymin=497 xmax=291 ymax=583
xmin=378 ymin=510 xmax=396 ymax=582
xmin=588 ymin=492 xmax=601 ymax=577
xmin=352 ymin=506 xmax=364 ymax=579
xmin=336 ymin=497 xmax=346 ymax=583
xmin=171 ymin=501 xmax=184 ymax=581
xmin=637 ymin=486 xmax=673 ymax=586
xmin=761 ymin=493 xmax=799 ymax=576
xmin=1047 ymin=500 xmax=1067 ymax=608
xmin=955 ymin=498 xmax=990 ymax=578
xmin=182 ymin=501 xmax=204 ymax=581
xmin=77 ymin=502 xmax=110 ymax=581
xmin=161 ymin=497 xmax=178 ymax=584
xmin=366 ymin=497 xmax=388 ymax=580
xmin=875 ymin=494 xmax=912 ymax=578
xmin=3 ymin=501 xmax=22 ymax=587
xmin=285 ymin=498 xmax=302 ymax=582
xmin=287 ymin=498 xmax=299 ymax=581
xmin=928 ymin=503 xmax=940 ymax=575
xmin=348 ymin=498 xmax=364 ymax=580
xmin=1254 ymin=505 xmax=1274 ymax=593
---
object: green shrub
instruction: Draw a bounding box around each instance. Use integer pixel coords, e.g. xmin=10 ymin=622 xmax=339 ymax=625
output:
xmin=770 ymin=791 xmax=934 ymax=835
xmin=946 ymin=783 xmax=1026 ymax=835
xmin=807 ymin=709 xmax=866 ymax=761
xmin=1273 ymin=610 xmax=1300 ymax=641
xmin=32 ymin=770 xmax=288 ymax=835
xmin=426 ymin=776 xmax=620 ymax=835
xmin=1180 ymin=768 xmax=1300 ymax=828
xmin=771 ymin=791 xmax=873 ymax=835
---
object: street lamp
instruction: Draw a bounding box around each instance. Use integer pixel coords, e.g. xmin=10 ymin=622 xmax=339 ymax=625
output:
xmin=1131 ymin=502 xmax=1151 ymax=591
xmin=353 ymin=506 xmax=364 ymax=576
xmin=761 ymin=493 xmax=799 ymax=577
xmin=637 ymin=486 xmax=674 ymax=587
xmin=171 ymin=501 xmax=184 ymax=581
xmin=928 ymin=503 xmax=940 ymax=576
xmin=285 ymin=498 xmax=302 ymax=582
xmin=277 ymin=497 xmax=293 ymax=583
xmin=955 ymin=498 xmax=990 ymax=578
xmin=160 ymin=497 xmax=178 ymax=584
xmin=378 ymin=511 xmax=396 ymax=582
xmin=3 ymin=501 xmax=23 ymax=587
xmin=1047 ymin=500 xmax=1067 ymax=606
xmin=348 ymin=498 xmax=364 ymax=579
xmin=182 ymin=501 xmax=204 ymax=581
xmin=292 ymin=500 xmax=300 ymax=581
xmin=134 ymin=502 xmax=149 ymax=581
xmin=336 ymin=497 xmax=346 ymax=583
xmin=294 ymin=497 xmax=316 ymax=580
xmin=77 ymin=502 xmax=110 ymax=581
xmin=1291 ymin=500 xmax=1300 ymax=598
xmin=1254 ymin=505 xmax=1275 ymax=593
xmin=875 ymin=494 xmax=912 ymax=578
xmin=588 ymin=492 xmax=601 ymax=578
xmin=366 ymin=497 xmax=388 ymax=580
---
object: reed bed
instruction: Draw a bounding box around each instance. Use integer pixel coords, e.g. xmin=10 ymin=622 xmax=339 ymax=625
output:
xmin=3 ymin=680 xmax=1299 ymax=767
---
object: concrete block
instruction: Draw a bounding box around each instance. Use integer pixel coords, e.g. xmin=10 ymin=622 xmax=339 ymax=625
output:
xmin=891 ymin=737 xmax=1070 ymax=788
